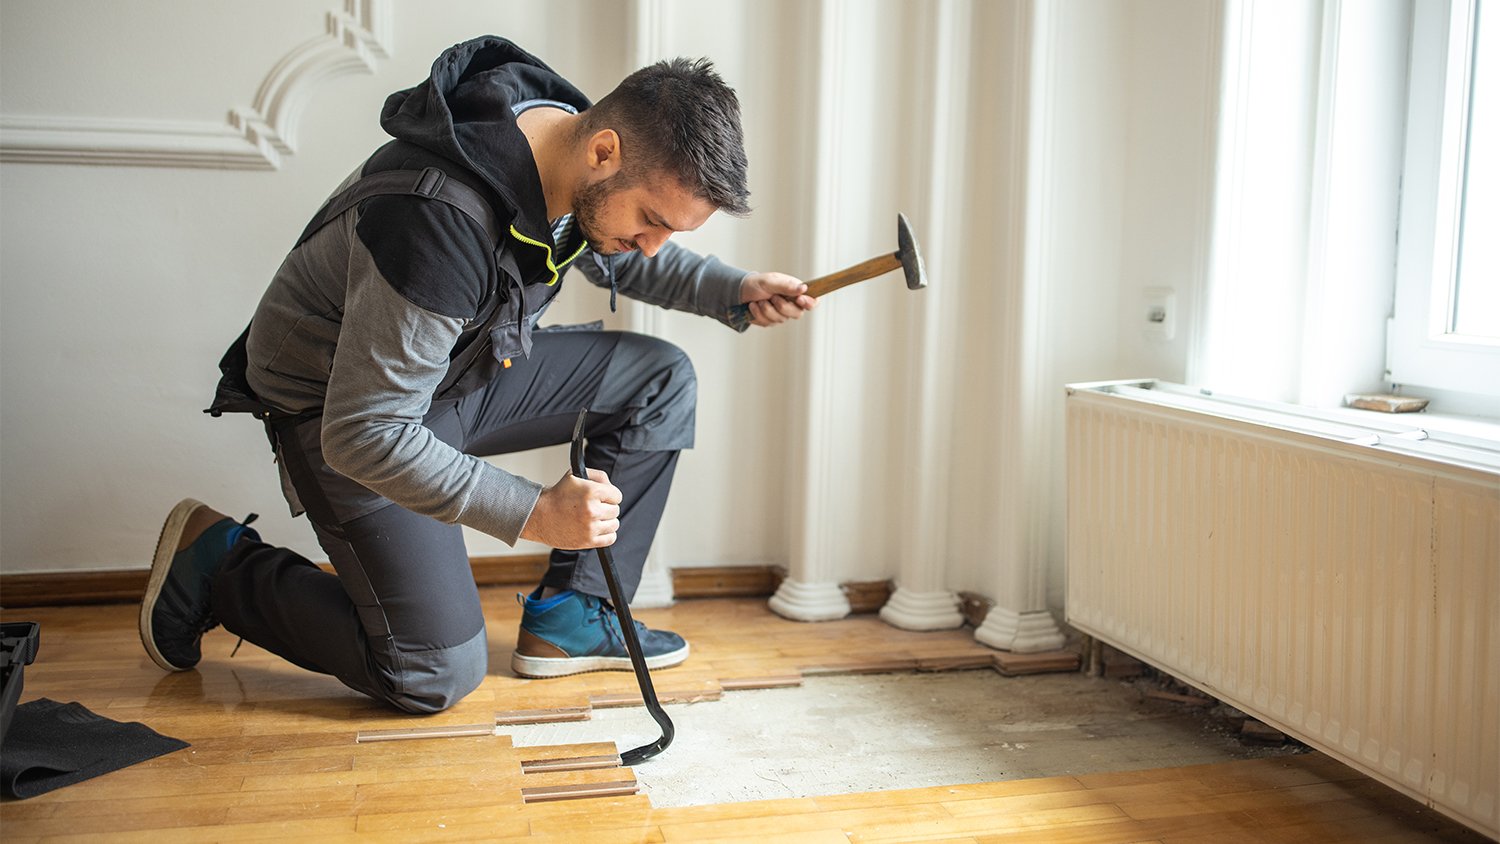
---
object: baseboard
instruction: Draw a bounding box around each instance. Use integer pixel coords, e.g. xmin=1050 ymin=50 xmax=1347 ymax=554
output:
xmin=0 ymin=554 xmax=551 ymax=609
xmin=841 ymin=580 xmax=894 ymax=614
xmin=671 ymin=565 xmax=786 ymax=599
xmin=671 ymin=567 xmax=891 ymax=612
xmin=0 ymin=570 xmax=150 ymax=607
xmin=957 ymin=590 xmax=994 ymax=627
xmin=468 ymin=555 xmax=550 ymax=588
xmin=3 ymin=560 xmax=895 ymax=610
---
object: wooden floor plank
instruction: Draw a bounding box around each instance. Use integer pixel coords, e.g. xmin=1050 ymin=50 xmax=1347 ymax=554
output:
xmin=812 ymin=775 xmax=1086 ymax=812
xmin=847 ymin=804 xmax=1128 ymax=843
xmin=521 ymin=779 xmax=641 ymax=803
xmin=513 ymin=740 xmax=622 ymax=763
xmin=37 ymin=816 xmax=359 ymax=844
xmin=480 ymin=827 xmax=667 ymax=844
xmin=352 ymin=804 xmax=534 ymax=837
xmin=659 ymin=803 xmax=955 ymax=841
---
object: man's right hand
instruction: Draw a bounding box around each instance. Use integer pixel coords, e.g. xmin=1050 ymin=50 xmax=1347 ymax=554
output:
xmin=520 ymin=469 xmax=622 ymax=549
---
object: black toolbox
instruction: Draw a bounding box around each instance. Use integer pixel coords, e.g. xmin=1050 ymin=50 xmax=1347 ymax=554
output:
xmin=1 ymin=622 xmax=40 ymax=745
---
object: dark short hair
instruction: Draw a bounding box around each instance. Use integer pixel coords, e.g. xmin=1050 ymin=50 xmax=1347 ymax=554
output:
xmin=580 ymin=58 xmax=751 ymax=216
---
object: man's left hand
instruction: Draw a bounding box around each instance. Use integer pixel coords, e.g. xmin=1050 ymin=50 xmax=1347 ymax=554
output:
xmin=740 ymin=272 xmax=817 ymax=327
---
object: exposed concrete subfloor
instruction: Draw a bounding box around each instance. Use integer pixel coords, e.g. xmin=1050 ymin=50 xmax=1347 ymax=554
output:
xmin=506 ymin=669 xmax=1305 ymax=808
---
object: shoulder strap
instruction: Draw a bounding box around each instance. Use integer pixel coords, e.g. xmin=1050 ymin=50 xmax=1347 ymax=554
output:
xmin=294 ymin=166 xmax=501 ymax=248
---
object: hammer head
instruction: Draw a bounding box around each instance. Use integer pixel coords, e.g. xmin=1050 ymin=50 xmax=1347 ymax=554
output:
xmin=896 ymin=213 xmax=928 ymax=290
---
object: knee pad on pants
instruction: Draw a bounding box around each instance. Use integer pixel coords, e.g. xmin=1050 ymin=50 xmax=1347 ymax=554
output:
xmin=374 ymin=626 xmax=488 ymax=714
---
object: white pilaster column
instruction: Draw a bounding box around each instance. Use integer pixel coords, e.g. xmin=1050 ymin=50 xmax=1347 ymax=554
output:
xmin=769 ymin=0 xmax=851 ymax=622
xmin=621 ymin=0 xmax=676 ymax=612
xmin=629 ymin=553 xmax=675 ymax=609
xmin=880 ymin=0 xmax=969 ymax=633
xmin=973 ymin=0 xmax=1064 ymax=653
xmin=879 ymin=589 xmax=962 ymax=631
xmin=975 ymin=607 xmax=1065 ymax=653
xmin=769 ymin=578 xmax=850 ymax=623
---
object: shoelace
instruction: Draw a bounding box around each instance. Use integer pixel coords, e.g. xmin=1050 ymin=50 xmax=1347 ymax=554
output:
xmin=587 ymin=599 xmax=652 ymax=652
xmin=583 ymin=601 xmax=624 ymax=651
xmin=227 ymin=511 xmax=259 ymax=658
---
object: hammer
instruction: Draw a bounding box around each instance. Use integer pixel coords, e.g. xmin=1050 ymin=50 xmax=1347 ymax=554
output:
xmin=728 ymin=213 xmax=927 ymax=330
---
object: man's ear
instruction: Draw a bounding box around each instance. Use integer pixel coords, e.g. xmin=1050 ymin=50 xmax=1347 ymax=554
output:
xmin=586 ymin=129 xmax=622 ymax=178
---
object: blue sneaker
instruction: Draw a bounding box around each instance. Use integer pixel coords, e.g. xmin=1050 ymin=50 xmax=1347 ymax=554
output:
xmin=139 ymin=499 xmax=258 ymax=672
xmin=511 ymin=589 xmax=689 ymax=678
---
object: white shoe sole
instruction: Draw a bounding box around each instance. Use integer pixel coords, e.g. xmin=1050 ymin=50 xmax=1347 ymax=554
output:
xmin=511 ymin=642 xmax=690 ymax=679
xmin=139 ymin=498 xmax=207 ymax=672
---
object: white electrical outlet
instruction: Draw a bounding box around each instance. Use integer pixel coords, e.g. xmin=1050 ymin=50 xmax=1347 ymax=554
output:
xmin=1142 ymin=287 xmax=1176 ymax=341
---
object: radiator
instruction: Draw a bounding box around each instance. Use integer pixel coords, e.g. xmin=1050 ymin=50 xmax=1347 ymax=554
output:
xmin=1065 ymin=381 xmax=1499 ymax=839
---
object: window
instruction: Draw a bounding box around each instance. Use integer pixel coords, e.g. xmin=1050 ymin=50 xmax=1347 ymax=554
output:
xmin=1389 ymin=0 xmax=1500 ymax=397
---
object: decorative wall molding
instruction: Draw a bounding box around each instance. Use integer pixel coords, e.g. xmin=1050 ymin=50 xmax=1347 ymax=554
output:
xmin=0 ymin=0 xmax=391 ymax=169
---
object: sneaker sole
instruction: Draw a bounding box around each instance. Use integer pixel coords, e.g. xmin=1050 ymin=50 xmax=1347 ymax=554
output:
xmin=139 ymin=498 xmax=206 ymax=672
xmin=510 ymin=642 xmax=690 ymax=679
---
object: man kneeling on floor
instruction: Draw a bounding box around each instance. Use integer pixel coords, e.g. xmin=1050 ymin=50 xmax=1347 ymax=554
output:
xmin=138 ymin=36 xmax=814 ymax=713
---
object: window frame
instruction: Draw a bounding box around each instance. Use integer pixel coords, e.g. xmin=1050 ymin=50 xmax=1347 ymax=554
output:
xmin=1388 ymin=0 xmax=1500 ymax=397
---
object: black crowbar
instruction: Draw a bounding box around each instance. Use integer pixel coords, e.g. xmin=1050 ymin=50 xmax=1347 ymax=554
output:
xmin=570 ymin=409 xmax=674 ymax=764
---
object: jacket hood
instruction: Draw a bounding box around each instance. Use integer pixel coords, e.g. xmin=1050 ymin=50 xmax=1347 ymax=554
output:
xmin=380 ymin=36 xmax=591 ymax=240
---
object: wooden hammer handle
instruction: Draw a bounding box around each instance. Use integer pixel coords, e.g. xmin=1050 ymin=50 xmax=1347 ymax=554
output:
xmin=723 ymin=250 xmax=905 ymax=331
xmin=804 ymin=252 xmax=903 ymax=298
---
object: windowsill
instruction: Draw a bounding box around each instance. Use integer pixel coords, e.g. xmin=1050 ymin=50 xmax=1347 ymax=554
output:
xmin=1073 ymin=380 xmax=1500 ymax=474
xmin=1329 ymin=404 xmax=1500 ymax=445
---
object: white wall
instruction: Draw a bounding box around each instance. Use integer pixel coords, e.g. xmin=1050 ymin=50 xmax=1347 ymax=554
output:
xmin=1 ymin=1 xmax=1222 ymax=621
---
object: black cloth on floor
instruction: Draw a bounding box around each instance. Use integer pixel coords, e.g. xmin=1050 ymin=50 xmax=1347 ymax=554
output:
xmin=0 ymin=698 xmax=188 ymax=799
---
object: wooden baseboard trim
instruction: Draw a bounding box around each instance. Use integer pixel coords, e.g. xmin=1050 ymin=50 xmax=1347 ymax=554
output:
xmin=671 ymin=565 xmax=785 ymax=598
xmin=841 ymin=579 xmax=893 ymax=613
xmin=993 ymin=649 xmax=1082 ymax=676
xmin=0 ymin=570 xmax=149 ymax=608
xmin=468 ymin=555 xmax=549 ymax=588
xmin=0 ymin=554 xmax=550 ymax=608
xmin=3 ymin=560 xmax=932 ymax=613
xmin=957 ymin=590 xmax=994 ymax=628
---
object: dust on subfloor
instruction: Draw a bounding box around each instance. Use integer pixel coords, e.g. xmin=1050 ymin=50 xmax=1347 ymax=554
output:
xmin=503 ymin=669 xmax=1306 ymax=808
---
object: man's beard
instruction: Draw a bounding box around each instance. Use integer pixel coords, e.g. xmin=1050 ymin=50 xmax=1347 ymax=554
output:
xmin=573 ymin=174 xmax=624 ymax=252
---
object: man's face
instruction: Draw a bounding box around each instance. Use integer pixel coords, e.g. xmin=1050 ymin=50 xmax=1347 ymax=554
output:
xmin=573 ymin=171 xmax=717 ymax=257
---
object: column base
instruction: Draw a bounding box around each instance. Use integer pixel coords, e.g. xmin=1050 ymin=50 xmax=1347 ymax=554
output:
xmin=974 ymin=606 xmax=1065 ymax=653
xmin=769 ymin=579 xmax=850 ymax=622
xmin=878 ymin=586 xmax=963 ymax=631
xmin=628 ymin=561 xmax=675 ymax=609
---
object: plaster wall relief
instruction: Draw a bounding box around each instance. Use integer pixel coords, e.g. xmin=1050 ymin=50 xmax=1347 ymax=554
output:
xmin=0 ymin=0 xmax=391 ymax=169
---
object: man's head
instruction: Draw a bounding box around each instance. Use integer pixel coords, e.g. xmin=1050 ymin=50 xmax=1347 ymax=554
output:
xmin=571 ymin=58 xmax=750 ymax=256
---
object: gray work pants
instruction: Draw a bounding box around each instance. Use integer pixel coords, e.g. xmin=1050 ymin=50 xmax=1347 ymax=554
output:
xmin=210 ymin=330 xmax=695 ymax=713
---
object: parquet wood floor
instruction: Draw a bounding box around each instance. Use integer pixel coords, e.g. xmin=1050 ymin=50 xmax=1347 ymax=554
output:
xmin=0 ymin=593 xmax=1487 ymax=842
